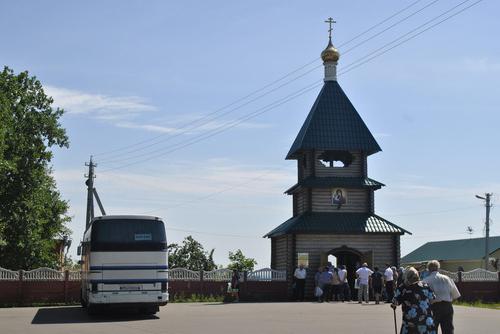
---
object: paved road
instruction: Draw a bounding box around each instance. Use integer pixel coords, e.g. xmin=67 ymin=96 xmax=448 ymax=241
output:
xmin=0 ymin=302 xmax=498 ymax=334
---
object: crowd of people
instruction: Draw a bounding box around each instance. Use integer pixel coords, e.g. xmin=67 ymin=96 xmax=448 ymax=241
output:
xmin=293 ymin=260 xmax=461 ymax=334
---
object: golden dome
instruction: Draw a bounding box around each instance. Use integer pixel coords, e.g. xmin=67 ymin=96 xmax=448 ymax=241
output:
xmin=321 ymin=39 xmax=339 ymax=63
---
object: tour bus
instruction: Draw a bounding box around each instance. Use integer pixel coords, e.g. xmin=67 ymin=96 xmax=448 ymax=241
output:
xmin=78 ymin=215 xmax=168 ymax=314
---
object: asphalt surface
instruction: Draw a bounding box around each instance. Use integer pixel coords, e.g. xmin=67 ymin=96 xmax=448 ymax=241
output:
xmin=0 ymin=302 xmax=498 ymax=334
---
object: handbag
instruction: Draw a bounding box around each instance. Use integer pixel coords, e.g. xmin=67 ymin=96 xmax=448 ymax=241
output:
xmin=354 ymin=278 xmax=360 ymax=289
xmin=314 ymin=286 xmax=323 ymax=297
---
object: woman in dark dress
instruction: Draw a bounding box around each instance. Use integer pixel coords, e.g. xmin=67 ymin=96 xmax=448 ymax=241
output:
xmin=391 ymin=267 xmax=436 ymax=334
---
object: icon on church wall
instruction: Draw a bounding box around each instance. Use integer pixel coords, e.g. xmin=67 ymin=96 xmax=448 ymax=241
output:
xmin=331 ymin=188 xmax=347 ymax=209
xmin=297 ymin=253 xmax=309 ymax=268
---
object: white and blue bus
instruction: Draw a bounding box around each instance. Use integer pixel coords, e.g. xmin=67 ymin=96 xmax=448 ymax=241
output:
xmin=78 ymin=215 xmax=168 ymax=314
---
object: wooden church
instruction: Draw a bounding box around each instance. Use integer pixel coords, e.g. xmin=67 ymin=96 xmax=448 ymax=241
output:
xmin=265 ymin=23 xmax=410 ymax=295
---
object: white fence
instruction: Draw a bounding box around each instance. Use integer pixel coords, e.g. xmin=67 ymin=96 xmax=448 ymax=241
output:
xmin=167 ymin=268 xmax=200 ymax=281
xmin=438 ymin=269 xmax=459 ymax=282
xmin=0 ymin=267 xmax=287 ymax=282
xmin=23 ymin=267 xmax=65 ymax=281
xmin=0 ymin=267 xmax=497 ymax=283
xmin=439 ymin=268 xmax=498 ymax=282
xmin=0 ymin=267 xmax=19 ymax=281
xmin=461 ymin=268 xmax=498 ymax=282
xmin=203 ymin=269 xmax=232 ymax=281
xmin=247 ymin=268 xmax=287 ymax=281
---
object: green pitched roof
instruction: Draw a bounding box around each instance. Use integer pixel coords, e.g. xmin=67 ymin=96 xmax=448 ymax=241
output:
xmin=286 ymin=81 xmax=381 ymax=159
xmin=285 ymin=176 xmax=384 ymax=194
xmin=264 ymin=212 xmax=410 ymax=238
xmin=401 ymin=236 xmax=500 ymax=264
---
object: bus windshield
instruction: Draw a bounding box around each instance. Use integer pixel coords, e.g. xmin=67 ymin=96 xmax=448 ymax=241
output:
xmin=90 ymin=219 xmax=167 ymax=251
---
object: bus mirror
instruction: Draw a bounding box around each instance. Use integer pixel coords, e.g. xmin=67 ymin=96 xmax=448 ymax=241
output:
xmin=77 ymin=245 xmax=82 ymax=256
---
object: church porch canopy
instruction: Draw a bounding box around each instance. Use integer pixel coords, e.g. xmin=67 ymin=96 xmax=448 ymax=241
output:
xmin=264 ymin=212 xmax=410 ymax=238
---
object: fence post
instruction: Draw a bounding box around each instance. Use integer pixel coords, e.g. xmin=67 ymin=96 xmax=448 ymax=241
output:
xmin=18 ymin=270 xmax=24 ymax=306
xmin=244 ymin=271 xmax=248 ymax=282
xmin=458 ymin=270 xmax=462 ymax=283
xmin=64 ymin=270 xmax=69 ymax=304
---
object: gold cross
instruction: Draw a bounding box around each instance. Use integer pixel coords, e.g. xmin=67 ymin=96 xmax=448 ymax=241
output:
xmin=324 ymin=17 xmax=336 ymax=40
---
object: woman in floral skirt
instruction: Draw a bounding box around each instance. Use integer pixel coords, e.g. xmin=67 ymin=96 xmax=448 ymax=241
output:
xmin=391 ymin=267 xmax=436 ymax=334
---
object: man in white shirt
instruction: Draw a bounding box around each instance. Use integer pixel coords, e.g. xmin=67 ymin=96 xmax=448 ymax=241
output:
xmin=293 ymin=264 xmax=307 ymax=301
xmin=384 ymin=263 xmax=394 ymax=302
xmin=338 ymin=265 xmax=348 ymax=302
xmin=423 ymin=260 xmax=461 ymax=334
xmin=355 ymin=263 xmax=373 ymax=303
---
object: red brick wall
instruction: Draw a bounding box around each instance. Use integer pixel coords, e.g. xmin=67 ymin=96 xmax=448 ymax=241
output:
xmin=0 ymin=280 xmax=81 ymax=305
xmin=0 ymin=280 xmax=288 ymax=305
xmin=0 ymin=278 xmax=496 ymax=305
xmin=456 ymin=281 xmax=500 ymax=302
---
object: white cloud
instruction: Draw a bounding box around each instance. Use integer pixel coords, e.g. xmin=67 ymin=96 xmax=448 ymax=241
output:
xmin=45 ymin=85 xmax=156 ymax=120
xmin=115 ymin=122 xmax=182 ymax=134
xmin=114 ymin=118 xmax=272 ymax=135
xmin=46 ymin=85 xmax=272 ymax=134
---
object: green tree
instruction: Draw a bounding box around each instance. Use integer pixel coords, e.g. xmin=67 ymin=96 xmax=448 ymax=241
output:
xmin=227 ymin=249 xmax=257 ymax=272
xmin=0 ymin=66 xmax=70 ymax=270
xmin=167 ymin=236 xmax=216 ymax=271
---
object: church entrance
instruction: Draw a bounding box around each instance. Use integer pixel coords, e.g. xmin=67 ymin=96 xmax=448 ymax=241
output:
xmin=327 ymin=246 xmax=363 ymax=296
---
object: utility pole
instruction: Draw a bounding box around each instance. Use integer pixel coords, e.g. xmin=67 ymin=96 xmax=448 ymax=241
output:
xmin=476 ymin=193 xmax=492 ymax=270
xmin=85 ymin=156 xmax=96 ymax=230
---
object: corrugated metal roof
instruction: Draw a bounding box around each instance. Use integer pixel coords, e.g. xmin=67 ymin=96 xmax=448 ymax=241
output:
xmin=264 ymin=212 xmax=410 ymax=238
xmin=285 ymin=176 xmax=384 ymax=194
xmin=286 ymin=81 xmax=381 ymax=159
xmin=401 ymin=236 xmax=500 ymax=263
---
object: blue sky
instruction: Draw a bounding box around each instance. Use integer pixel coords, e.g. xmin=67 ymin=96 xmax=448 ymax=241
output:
xmin=1 ymin=0 xmax=499 ymax=267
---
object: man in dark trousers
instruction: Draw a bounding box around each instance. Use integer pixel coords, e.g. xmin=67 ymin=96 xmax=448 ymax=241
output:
xmin=293 ymin=264 xmax=307 ymax=301
xmin=384 ymin=263 xmax=394 ymax=302
xmin=423 ymin=260 xmax=461 ymax=334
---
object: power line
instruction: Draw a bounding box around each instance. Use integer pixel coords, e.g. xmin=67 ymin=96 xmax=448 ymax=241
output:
xmin=93 ymin=0 xmax=436 ymax=160
xmin=339 ymin=0 xmax=483 ymax=76
xmin=341 ymin=0 xmax=441 ymax=56
xmin=97 ymin=66 xmax=322 ymax=164
xmin=338 ymin=0 xmax=426 ymax=48
xmin=98 ymin=0 xmax=482 ymax=172
xmin=99 ymin=80 xmax=323 ymax=172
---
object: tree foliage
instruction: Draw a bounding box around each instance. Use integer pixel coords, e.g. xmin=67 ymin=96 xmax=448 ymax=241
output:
xmin=227 ymin=249 xmax=257 ymax=272
xmin=0 ymin=66 xmax=70 ymax=270
xmin=167 ymin=236 xmax=216 ymax=271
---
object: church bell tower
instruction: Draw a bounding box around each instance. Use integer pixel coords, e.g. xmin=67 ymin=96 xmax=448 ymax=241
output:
xmin=265 ymin=19 xmax=410 ymax=297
